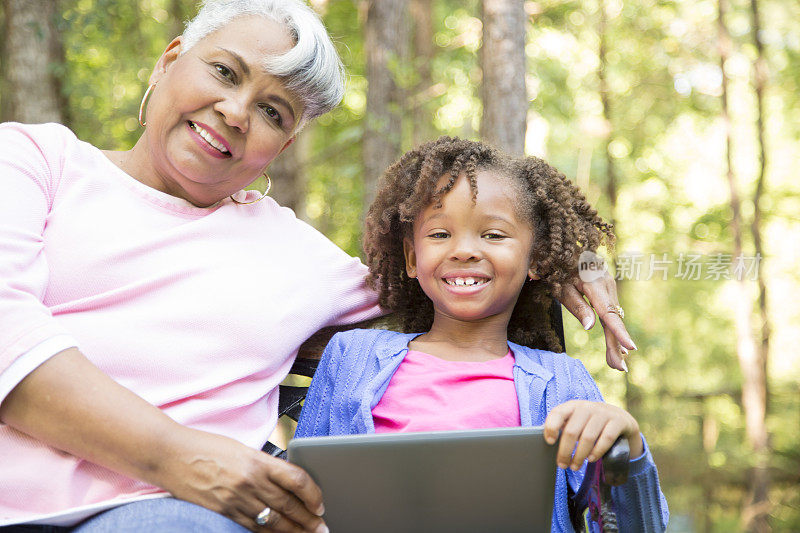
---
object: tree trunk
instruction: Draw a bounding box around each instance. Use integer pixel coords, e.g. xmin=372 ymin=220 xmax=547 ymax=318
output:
xmin=363 ymin=0 xmax=408 ymax=207
xmin=749 ymin=0 xmax=770 ymax=403
xmin=746 ymin=0 xmax=772 ymax=529
xmin=597 ymin=0 xmax=616 ymax=229
xmin=410 ymin=0 xmax=434 ymax=145
xmin=718 ymin=1 xmax=770 ymax=530
xmin=480 ymin=0 xmax=526 ymax=155
xmin=700 ymin=399 xmax=716 ymax=533
xmin=169 ymin=0 xmax=191 ymax=39
xmin=0 ymin=1 xmax=8 ymax=122
xmin=597 ymin=0 xmax=637 ymax=416
xmin=268 ymin=129 xmax=311 ymax=218
xmin=3 ymin=0 xmax=64 ymax=124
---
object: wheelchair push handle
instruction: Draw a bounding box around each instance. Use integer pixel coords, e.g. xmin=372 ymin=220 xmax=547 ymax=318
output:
xmin=601 ymin=436 xmax=630 ymax=486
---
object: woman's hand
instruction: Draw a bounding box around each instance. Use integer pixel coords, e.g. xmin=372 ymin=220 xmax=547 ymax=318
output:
xmin=160 ymin=430 xmax=327 ymax=533
xmin=556 ymin=271 xmax=637 ymax=371
xmin=543 ymin=400 xmax=643 ymax=471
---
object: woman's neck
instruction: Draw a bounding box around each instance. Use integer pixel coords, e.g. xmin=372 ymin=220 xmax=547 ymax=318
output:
xmin=408 ymin=314 xmax=511 ymax=362
xmin=102 ymin=135 xmax=221 ymax=208
xmin=103 ymin=136 xmax=169 ymax=195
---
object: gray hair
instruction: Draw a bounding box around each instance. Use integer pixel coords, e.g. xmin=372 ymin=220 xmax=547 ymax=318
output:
xmin=181 ymin=0 xmax=345 ymax=128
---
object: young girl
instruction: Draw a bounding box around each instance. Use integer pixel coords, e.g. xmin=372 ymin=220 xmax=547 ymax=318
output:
xmin=295 ymin=137 xmax=668 ymax=532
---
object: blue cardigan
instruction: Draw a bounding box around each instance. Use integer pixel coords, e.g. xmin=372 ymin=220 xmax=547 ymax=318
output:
xmin=295 ymin=328 xmax=668 ymax=532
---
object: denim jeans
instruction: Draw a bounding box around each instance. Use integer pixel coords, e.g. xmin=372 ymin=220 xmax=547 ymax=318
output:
xmin=1 ymin=498 xmax=249 ymax=533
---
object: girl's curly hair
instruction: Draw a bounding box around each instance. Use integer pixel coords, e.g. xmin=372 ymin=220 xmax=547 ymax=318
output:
xmin=363 ymin=136 xmax=614 ymax=352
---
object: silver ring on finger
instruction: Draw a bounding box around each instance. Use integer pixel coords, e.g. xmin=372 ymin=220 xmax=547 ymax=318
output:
xmin=255 ymin=506 xmax=272 ymax=526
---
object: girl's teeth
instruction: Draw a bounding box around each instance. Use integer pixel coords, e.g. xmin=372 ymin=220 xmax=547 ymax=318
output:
xmin=448 ymin=277 xmax=485 ymax=286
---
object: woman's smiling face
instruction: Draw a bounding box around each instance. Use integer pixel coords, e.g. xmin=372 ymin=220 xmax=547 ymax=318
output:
xmin=403 ymin=169 xmax=537 ymax=325
xmin=142 ymin=15 xmax=303 ymax=206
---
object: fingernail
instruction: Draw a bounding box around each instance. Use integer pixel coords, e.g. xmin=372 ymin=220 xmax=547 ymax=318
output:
xmin=631 ymin=341 xmax=638 ymax=351
xmin=316 ymin=504 xmax=326 ymax=516
xmin=315 ymin=524 xmax=329 ymax=533
xmin=558 ymin=462 xmax=568 ymax=469
xmin=620 ymin=360 xmax=629 ymax=372
xmin=582 ymin=316 xmax=593 ymax=330
xmin=620 ymin=347 xmax=629 ymax=357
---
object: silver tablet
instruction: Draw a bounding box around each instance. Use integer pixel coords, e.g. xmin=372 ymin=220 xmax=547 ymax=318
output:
xmin=288 ymin=426 xmax=557 ymax=533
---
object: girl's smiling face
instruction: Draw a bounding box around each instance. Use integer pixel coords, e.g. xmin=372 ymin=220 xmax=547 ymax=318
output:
xmin=140 ymin=15 xmax=303 ymax=206
xmin=403 ymin=169 xmax=537 ymax=325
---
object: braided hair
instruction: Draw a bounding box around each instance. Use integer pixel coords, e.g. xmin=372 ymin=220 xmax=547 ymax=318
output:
xmin=363 ymin=136 xmax=614 ymax=352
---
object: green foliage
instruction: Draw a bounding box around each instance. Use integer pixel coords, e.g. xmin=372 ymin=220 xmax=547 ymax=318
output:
xmin=58 ymin=0 xmax=183 ymax=148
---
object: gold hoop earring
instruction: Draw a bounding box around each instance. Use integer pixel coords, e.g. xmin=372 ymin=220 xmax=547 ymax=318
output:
xmin=231 ymin=174 xmax=272 ymax=205
xmin=138 ymin=84 xmax=156 ymax=127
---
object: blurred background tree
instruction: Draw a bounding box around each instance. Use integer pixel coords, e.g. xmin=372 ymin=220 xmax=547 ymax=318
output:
xmin=1 ymin=0 xmax=797 ymax=530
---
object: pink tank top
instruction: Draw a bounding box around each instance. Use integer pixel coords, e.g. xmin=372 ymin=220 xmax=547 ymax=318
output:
xmin=372 ymin=349 xmax=521 ymax=433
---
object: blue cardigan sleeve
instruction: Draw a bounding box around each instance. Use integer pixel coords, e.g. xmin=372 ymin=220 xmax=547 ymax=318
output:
xmin=294 ymin=332 xmax=347 ymax=438
xmin=565 ymin=357 xmax=669 ymax=532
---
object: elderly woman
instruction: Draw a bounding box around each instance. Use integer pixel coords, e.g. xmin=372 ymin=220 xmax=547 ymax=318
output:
xmin=0 ymin=1 xmax=634 ymax=532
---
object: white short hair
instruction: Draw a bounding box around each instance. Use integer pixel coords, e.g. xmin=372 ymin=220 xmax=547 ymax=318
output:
xmin=181 ymin=0 xmax=345 ymax=128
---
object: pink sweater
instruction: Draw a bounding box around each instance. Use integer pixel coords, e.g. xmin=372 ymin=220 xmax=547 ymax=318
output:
xmin=0 ymin=122 xmax=381 ymax=525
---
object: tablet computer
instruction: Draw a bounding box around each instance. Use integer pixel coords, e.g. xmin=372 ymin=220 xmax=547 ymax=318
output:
xmin=288 ymin=426 xmax=557 ymax=533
